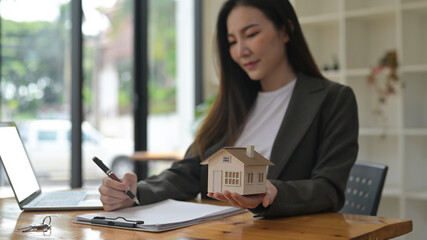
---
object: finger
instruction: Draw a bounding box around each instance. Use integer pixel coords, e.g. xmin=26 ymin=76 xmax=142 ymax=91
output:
xmin=122 ymin=172 xmax=137 ymax=186
xmin=99 ymin=186 xmax=129 ymax=201
xmin=232 ymin=192 xmax=264 ymax=209
xmin=228 ymin=192 xmax=246 ymax=208
xmin=222 ymin=191 xmax=242 ymax=208
xmin=229 ymin=192 xmax=250 ymax=209
xmin=212 ymin=192 xmax=228 ymax=202
xmin=262 ymin=197 xmax=271 ymax=208
xmin=263 ymin=187 xmax=273 ymax=207
xmin=102 ymin=177 xmax=127 ymax=191
xmin=122 ymin=172 xmax=138 ymax=193
xmin=103 ymin=202 xmax=126 ymax=212
xmin=100 ymin=194 xmax=127 ymax=205
xmin=99 ymin=184 xmax=128 ymax=199
xmin=100 ymin=189 xmax=135 ymax=209
xmin=263 ymin=180 xmax=278 ymax=207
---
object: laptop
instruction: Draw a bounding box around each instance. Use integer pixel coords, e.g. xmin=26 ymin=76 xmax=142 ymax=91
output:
xmin=0 ymin=122 xmax=103 ymax=211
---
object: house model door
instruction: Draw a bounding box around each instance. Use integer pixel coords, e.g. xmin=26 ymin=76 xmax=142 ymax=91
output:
xmin=213 ymin=171 xmax=222 ymax=193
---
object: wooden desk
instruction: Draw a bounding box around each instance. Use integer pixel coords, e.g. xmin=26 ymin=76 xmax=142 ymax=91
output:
xmin=130 ymin=150 xmax=184 ymax=180
xmin=0 ymin=197 xmax=412 ymax=240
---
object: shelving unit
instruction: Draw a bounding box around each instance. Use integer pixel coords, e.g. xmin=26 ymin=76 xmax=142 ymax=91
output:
xmin=292 ymin=1 xmax=427 ymax=239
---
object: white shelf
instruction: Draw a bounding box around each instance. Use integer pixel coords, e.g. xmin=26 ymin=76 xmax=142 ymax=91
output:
xmin=301 ymin=21 xmax=340 ymax=74
xmin=346 ymin=68 xmax=370 ymax=77
xmin=402 ymin=0 xmax=427 ymax=3
xmin=382 ymin=187 xmax=402 ymax=198
xmin=299 ymin=14 xmax=340 ymax=26
xmin=345 ymin=6 xmax=395 ymax=19
xmin=322 ymin=70 xmax=341 ymax=80
xmin=402 ymin=1 xmax=427 ymax=11
xmin=378 ymin=197 xmax=400 ymax=219
xmin=405 ymin=199 xmax=427 ymax=240
xmin=403 ymin=72 xmax=427 ymax=128
xmin=405 ymin=191 xmax=427 ymax=201
xmin=348 ymin=76 xmax=401 ymax=129
xmin=345 ymin=0 xmax=398 ymax=11
xmin=346 ymin=13 xmax=397 ymax=69
xmin=359 ymin=128 xmax=400 ymax=136
xmin=404 ymin=129 xmax=427 ymax=135
xmin=294 ymin=0 xmax=340 ymax=17
xmin=294 ymin=1 xmax=427 ymax=238
xmin=402 ymin=6 xmax=427 ymax=66
xmin=401 ymin=64 xmax=427 ymax=73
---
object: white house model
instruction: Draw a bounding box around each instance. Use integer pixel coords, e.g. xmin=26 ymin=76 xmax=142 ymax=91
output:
xmin=201 ymin=145 xmax=274 ymax=195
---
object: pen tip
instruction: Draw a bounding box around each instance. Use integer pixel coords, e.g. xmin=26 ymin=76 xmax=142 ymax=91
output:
xmin=135 ymin=198 xmax=140 ymax=205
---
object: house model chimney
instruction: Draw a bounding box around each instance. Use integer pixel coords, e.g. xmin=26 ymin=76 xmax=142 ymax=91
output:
xmin=246 ymin=145 xmax=255 ymax=158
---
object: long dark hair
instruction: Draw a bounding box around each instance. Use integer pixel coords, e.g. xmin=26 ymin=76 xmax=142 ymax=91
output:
xmin=194 ymin=0 xmax=322 ymax=158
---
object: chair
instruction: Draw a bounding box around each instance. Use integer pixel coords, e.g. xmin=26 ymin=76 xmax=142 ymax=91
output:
xmin=340 ymin=161 xmax=388 ymax=216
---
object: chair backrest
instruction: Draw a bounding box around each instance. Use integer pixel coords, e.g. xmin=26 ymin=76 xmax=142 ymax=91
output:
xmin=340 ymin=161 xmax=388 ymax=216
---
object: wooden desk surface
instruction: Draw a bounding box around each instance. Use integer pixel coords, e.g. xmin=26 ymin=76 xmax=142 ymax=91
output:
xmin=0 ymin=197 xmax=412 ymax=240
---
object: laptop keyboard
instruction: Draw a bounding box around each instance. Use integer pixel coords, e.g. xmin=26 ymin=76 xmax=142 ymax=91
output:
xmin=27 ymin=191 xmax=87 ymax=207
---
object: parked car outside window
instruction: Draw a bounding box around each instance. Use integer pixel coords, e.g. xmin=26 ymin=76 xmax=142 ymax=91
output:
xmin=18 ymin=120 xmax=134 ymax=181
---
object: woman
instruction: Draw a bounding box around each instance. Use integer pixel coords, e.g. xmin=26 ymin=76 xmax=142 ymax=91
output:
xmin=99 ymin=0 xmax=358 ymax=218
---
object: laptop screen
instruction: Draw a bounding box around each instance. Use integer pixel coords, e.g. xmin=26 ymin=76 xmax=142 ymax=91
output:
xmin=0 ymin=123 xmax=40 ymax=202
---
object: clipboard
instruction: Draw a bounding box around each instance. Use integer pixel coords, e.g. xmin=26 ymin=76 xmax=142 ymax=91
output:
xmin=73 ymin=199 xmax=246 ymax=232
xmin=90 ymin=216 xmax=144 ymax=228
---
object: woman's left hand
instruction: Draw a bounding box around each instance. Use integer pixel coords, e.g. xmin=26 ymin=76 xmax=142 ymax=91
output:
xmin=207 ymin=180 xmax=277 ymax=209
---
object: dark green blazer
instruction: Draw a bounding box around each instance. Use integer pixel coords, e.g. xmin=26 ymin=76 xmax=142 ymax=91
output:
xmin=136 ymin=73 xmax=359 ymax=218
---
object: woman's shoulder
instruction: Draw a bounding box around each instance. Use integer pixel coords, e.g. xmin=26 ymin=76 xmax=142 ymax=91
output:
xmin=297 ymin=73 xmax=357 ymax=119
xmin=297 ymin=73 xmax=353 ymax=95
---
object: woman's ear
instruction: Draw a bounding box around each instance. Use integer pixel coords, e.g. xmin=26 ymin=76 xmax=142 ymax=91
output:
xmin=281 ymin=20 xmax=294 ymax=43
xmin=288 ymin=20 xmax=295 ymax=33
xmin=281 ymin=26 xmax=290 ymax=43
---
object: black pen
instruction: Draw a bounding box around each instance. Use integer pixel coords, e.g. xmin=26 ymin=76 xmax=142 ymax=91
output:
xmin=93 ymin=156 xmax=140 ymax=205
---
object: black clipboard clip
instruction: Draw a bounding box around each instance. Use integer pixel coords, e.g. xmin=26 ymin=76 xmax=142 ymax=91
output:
xmin=90 ymin=216 xmax=144 ymax=228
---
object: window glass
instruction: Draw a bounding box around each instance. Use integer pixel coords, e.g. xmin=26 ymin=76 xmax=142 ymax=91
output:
xmin=37 ymin=131 xmax=57 ymax=142
xmin=0 ymin=0 xmax=196 ymax=191
xmin=147 ymin=0 xmax=195 ymax=176
xmin=225 ymin=171 xmax=241 ymax=186
xmin=258 ymin=172 xmax=264 ymax=184
xmin=0 ymin=0 xmax=71 ymax=190
xmin=247 ymin=172 xmax=254 ymax=184
xmin=82 ymin=0 xmax=135 ymax=183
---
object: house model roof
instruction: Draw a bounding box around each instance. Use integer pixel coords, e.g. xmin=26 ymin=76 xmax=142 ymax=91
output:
xmin=201 ymin=146 xmax=275 ymax=166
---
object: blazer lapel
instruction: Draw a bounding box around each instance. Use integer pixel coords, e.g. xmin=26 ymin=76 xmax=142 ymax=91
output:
xmin=268 ymin=73 xmax=327 ymax=179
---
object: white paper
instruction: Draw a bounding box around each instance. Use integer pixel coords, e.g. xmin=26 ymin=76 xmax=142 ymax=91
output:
xmin=76 ymin=199 xmax=246 ymax=232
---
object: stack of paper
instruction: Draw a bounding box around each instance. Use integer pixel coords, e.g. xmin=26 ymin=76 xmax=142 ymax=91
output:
xmin=75 ymin=199 xmax=246 ymax=232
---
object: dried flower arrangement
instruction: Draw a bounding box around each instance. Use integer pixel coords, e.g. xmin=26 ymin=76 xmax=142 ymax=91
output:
xmin=366 ymin=50 xmax=401 ymax=129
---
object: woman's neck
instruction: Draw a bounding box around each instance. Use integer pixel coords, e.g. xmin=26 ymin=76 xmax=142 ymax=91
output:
xmin=260 ymin=62 xmax=296 ymax=92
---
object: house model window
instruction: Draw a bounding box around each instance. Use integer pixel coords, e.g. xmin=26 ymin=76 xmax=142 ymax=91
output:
xmin=247 ymin=172 xmax=254 ymax=184
xmin=222 ymin=156 xmax=230 ymax=163
xmin=258 ymin=172 xmax=264 ymax=184
xmin=224 ymin=171 xmax=240 ymax=186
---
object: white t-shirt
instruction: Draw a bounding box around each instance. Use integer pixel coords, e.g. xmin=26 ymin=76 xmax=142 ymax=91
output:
xmin=234 ymin=78 xmax=296 ymax=160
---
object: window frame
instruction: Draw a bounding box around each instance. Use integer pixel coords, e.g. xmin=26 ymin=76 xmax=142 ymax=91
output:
xmin=224 ymin=171 xmax=241 ymax=187
xmin=247 ymin=172 xmax=254 ymax=185
xmin=222 ymin=155 xmax=231 ymax=163
xmin=257 ymin=171 xmax=265 ymax=184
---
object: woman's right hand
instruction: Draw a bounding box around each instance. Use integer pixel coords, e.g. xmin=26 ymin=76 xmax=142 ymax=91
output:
xmin=98 ymin=172 xmax=138 ymax=211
